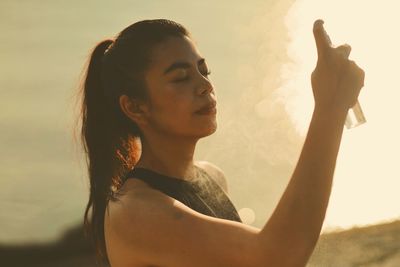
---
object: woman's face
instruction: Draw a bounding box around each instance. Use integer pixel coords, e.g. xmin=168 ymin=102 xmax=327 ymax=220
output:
xmin=141 ymin=35 xmax=217 ymax=139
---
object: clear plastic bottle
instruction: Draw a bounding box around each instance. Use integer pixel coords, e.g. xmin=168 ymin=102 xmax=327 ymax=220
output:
xmin=345 ymin=101 xmax=366 ymax=129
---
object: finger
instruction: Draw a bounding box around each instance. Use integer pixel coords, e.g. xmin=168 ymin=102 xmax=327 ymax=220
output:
xmin=348 ymin=60 xmax=365 ymax=88
xmin=358 ymin=66 xmax=365 ymax=88
xmin=313 ymin=19 xmax=333 ymax=59
xmin=335 ymin=44 xmax=352 ymax=59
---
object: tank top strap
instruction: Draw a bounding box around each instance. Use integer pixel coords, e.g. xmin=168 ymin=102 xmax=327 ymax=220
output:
xmin=123 ymin=166 xmax=243 ymax=223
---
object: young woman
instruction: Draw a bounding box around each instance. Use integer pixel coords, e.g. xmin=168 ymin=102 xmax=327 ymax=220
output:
xmin=78 ymin=19 xmax=365 ymax=267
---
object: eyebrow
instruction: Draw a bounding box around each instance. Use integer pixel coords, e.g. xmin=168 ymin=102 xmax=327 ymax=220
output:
xmin=163 ymin=58 xmax=206 ymax=75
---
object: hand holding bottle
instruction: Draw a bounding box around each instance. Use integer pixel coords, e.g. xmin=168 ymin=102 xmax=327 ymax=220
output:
xmin=311 ymin=19 xmax=366 ymax=128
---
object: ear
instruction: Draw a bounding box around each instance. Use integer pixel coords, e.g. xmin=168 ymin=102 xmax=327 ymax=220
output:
xmin=119 ymin=94 xmax=149 ymax=126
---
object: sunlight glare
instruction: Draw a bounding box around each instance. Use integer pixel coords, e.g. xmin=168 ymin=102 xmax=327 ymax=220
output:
xmin=281 ymin=0 xmax=400 ymax=230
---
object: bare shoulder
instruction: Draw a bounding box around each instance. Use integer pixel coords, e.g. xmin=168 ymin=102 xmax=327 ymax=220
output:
xmin=104 ymin=178 xmax=263 ymax=267
xmin=195 ymin=160 xmax=229 ymax=194
xmin=104 ymin=185 xmax=166 ymax=266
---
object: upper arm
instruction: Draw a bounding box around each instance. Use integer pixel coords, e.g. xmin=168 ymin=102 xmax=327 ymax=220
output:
xmin=108 ymin=189 xmax=264 ymax=267
xmin=195 ymin=160 xmax=229 ymax=194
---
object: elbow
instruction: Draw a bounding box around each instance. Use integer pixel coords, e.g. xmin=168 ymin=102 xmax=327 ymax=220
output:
xmin=285 ymin=231 xmax=320 ymax=266
xmin=255 ymin=232 xmax=319 ymax=267
xmin=284 ymin=236 xmax=320 ymax=267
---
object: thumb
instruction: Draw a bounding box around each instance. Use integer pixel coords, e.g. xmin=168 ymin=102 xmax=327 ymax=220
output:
xmin=335 ymin=44 xmax=352 ymax=59
xmin=313 ymin=19 xmax=333 ymax=59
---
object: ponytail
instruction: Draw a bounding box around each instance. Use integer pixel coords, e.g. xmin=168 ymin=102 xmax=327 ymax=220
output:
xmin=75 ymin=19 xmax=191 ymax=266
xmin=79 ymin=40 xmax=139 ymax=265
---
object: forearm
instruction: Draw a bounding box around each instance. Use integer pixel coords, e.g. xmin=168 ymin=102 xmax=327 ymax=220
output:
xmin=259 ymin=105 xmax=348 ymax=265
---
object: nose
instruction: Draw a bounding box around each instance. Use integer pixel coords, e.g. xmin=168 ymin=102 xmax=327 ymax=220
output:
xmin=197 ymin=74 xmax=215 ymax=96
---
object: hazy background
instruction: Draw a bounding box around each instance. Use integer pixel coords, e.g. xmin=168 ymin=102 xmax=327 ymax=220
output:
xmin=1 ymin=0 xmax=399 ymax=247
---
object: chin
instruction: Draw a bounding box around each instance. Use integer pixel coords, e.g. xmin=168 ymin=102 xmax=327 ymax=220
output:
xmin=180 ymin=117 xmax=218 ymax=138
xmin=199 ymin=122 xmax=218 ymax=137
xmin=186 ymin=123 xmax=217 ymax=139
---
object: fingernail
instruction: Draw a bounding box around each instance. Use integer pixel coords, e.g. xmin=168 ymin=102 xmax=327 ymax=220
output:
xmin=314 ymin=19 xmax=324 ymax=29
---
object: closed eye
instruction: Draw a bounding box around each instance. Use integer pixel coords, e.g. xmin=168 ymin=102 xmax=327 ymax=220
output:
xmin=174 ymin=70 xmax=212 ymax=83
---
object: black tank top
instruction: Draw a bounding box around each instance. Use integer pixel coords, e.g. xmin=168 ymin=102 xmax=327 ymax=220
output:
xmin=123 ymin=166 xmax=242 ymax=223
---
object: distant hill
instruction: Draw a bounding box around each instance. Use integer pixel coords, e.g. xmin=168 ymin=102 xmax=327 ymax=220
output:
xmin=1 ymin=220 xmax=399 ymax=266
xmin=308 ymin=220 xmax=400 ymax=267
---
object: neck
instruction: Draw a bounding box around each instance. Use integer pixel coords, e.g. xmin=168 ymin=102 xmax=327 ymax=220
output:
xmin=135 ymin=132 xmax=199 ymax=181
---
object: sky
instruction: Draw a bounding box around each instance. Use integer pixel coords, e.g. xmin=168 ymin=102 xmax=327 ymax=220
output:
xmin=0 ymin=0 xmax=398 ymax=244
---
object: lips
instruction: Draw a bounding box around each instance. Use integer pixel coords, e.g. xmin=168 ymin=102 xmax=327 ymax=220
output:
xmin=195 ymin=101 xmax=217 ymax=114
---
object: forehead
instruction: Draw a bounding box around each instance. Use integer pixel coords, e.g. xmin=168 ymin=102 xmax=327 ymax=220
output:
xmin=147 ymin=36 xmax=204 ymax=73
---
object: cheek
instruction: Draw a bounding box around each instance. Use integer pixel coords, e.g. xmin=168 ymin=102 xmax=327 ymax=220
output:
xmin=157 ymin=86 xmax=194 ymax=114
xmin=150 ymin=94 xmax=193 ymax=126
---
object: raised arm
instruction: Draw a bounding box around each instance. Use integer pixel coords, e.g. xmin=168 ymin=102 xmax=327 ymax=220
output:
xmin=258 ymin=19 xmax=365 ymax=265
xmin=105 ymin=20 xmax=365 ymax=267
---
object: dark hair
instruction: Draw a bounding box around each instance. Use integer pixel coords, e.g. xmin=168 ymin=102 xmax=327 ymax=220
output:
xmin=77 ymin=19 xmax=191 ymax=265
